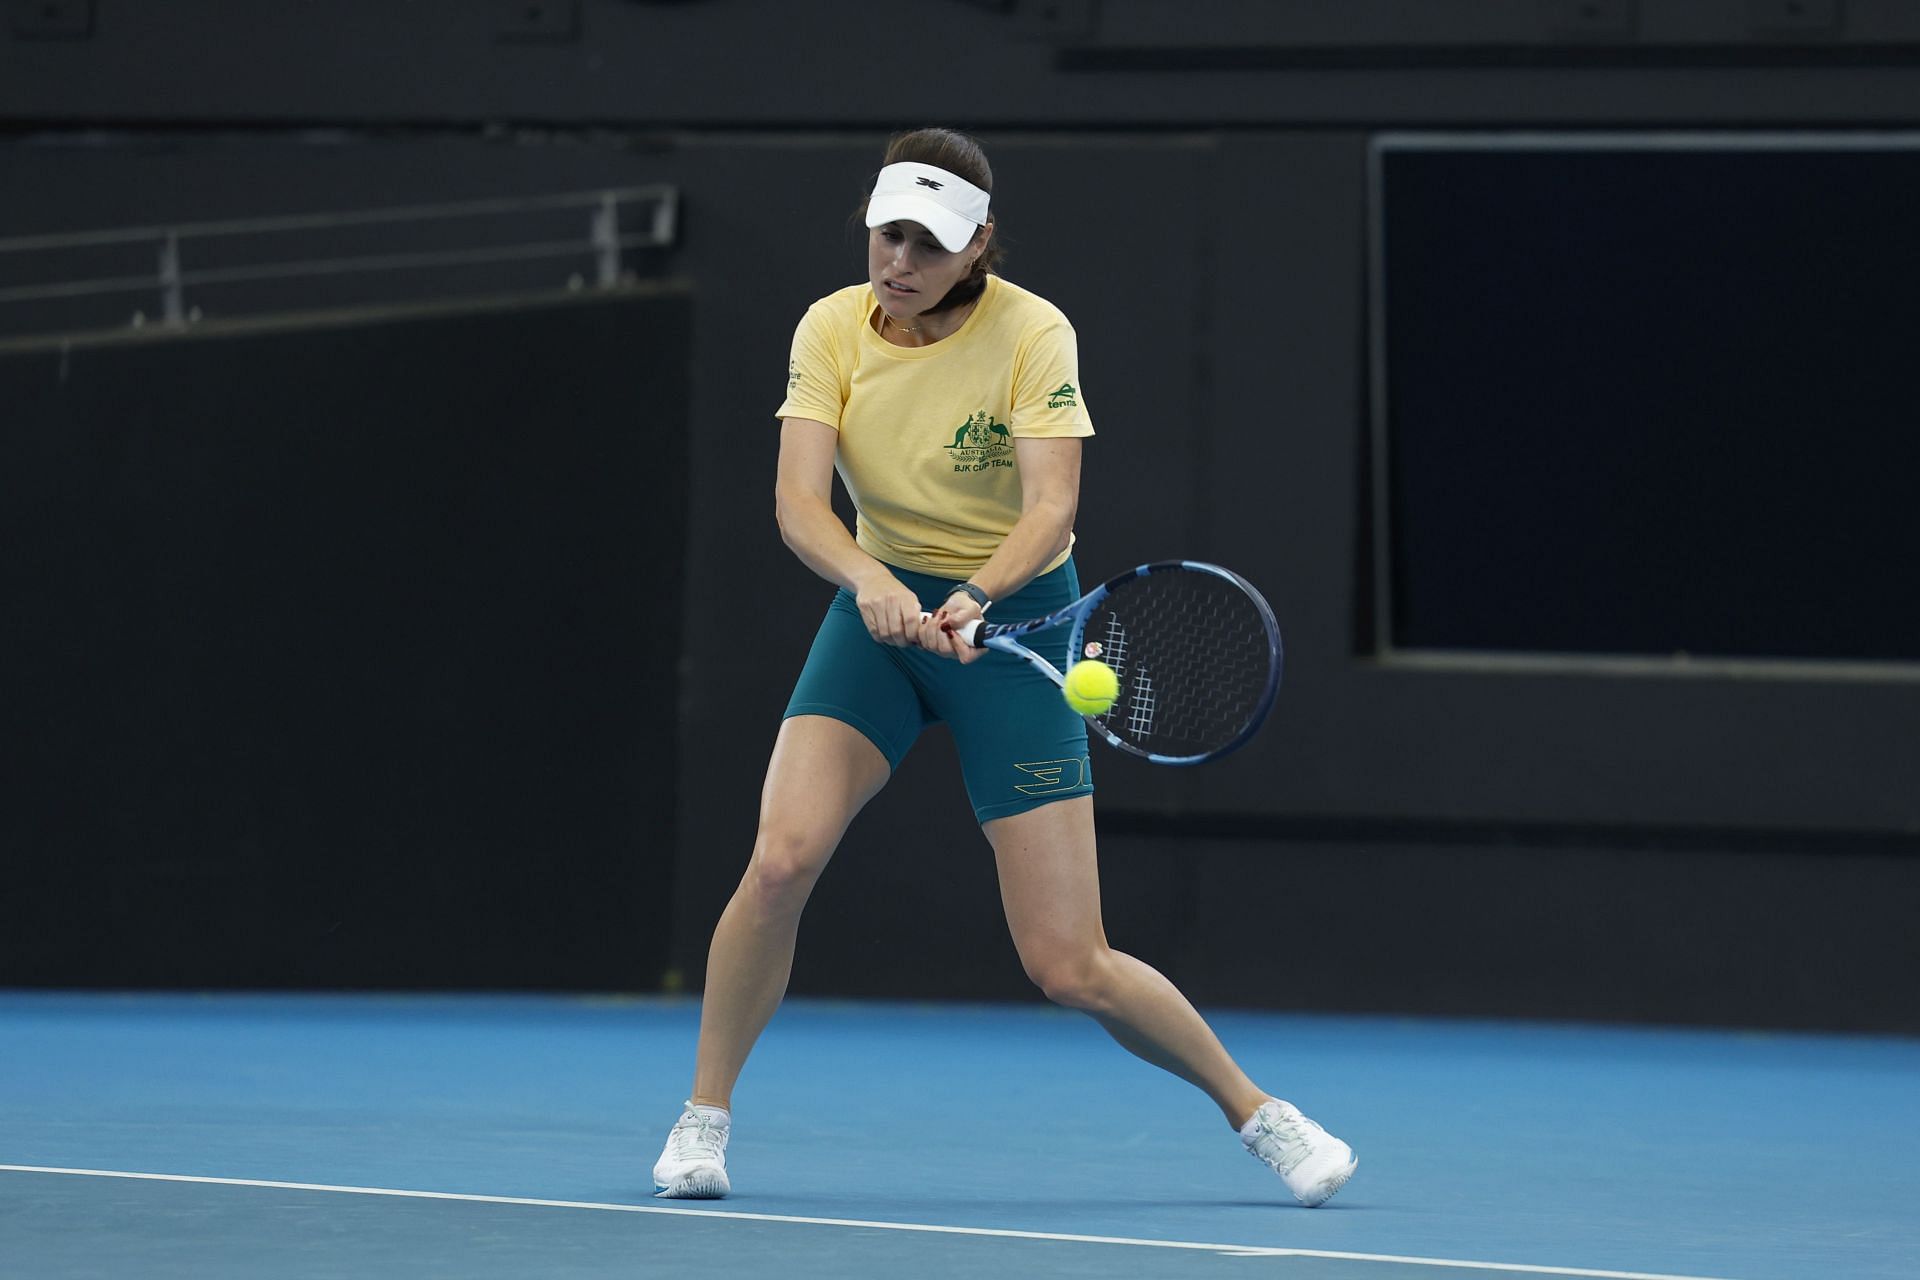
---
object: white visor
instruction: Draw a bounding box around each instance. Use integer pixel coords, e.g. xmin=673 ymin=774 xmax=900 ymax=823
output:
xmin=864 ymin=161 xmax=990 ymax=254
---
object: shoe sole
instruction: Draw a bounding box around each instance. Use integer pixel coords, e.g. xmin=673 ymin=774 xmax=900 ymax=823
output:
xmin=653 ymin=1170 xmax=730 ymax=1199
xmin=1295 ymin=1155 xmax=1357 ymax=1208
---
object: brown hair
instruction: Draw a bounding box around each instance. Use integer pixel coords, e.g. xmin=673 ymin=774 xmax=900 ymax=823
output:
xmin=858 ymin=127 xmax=1003 ymax=315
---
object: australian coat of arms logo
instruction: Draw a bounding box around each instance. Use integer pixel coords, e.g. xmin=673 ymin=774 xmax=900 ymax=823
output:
xmin=946 ymin=410 xmax=1014 ymax=473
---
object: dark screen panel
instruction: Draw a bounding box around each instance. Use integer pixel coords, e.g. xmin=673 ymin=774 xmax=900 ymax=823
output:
xmin=1379 ymin=140 xmax=1920 ymax=662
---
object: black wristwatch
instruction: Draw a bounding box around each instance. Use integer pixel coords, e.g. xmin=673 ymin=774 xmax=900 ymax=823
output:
xmin=945 ymin=581 xmax=991 ymax=613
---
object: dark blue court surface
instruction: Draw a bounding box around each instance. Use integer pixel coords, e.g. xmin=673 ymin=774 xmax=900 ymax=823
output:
xmin=2 ymin=994 xmax=1914 ymax=1279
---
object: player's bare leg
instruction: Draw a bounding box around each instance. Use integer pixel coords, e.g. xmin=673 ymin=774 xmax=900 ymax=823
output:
xmin=655 ymin=715 xmax=890 ymax=1198
xmin=986 ymin=795 xmax=1268 ymax=1127
xmin=987 ymin=794 xmax=1356 ymax=1204
xmin=690 ymin=714 xmax=891 ymax=1109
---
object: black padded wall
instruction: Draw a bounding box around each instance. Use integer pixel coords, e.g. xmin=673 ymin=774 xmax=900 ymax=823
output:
xmin=1 ymin=289 xmax=691 ymax=988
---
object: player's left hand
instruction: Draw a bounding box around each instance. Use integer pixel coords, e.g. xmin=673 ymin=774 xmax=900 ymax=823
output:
xmin=924 ymin=597 xmax=988 ymax=664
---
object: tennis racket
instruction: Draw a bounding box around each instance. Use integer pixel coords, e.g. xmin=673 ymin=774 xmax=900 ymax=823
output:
xmin=943 ymin=561 xmax=1282 ymax=765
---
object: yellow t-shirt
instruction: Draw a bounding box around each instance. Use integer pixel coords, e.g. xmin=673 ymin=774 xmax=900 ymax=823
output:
xmin=774 ymin=275 xmax=1094 ymax=578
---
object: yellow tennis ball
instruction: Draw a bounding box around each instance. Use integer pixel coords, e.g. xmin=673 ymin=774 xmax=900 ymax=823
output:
xmin=1062 ymin=659 xmax=1119 ymax=716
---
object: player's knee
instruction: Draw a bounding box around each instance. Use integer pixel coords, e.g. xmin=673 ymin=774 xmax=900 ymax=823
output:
xmin=1023 ymin=948 xmax=1109 ymax=1012
xmin=742 ymin=825 xmax=833 ymax=909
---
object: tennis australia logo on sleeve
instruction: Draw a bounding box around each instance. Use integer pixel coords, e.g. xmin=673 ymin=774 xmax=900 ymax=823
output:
xmin=1047 ymin=382 xmax=1078 ymax=408
xmin=945 ymin=410 xmax=1014 ymax=473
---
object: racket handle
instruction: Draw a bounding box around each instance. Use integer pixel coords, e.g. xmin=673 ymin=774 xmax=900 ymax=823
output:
xmin=916 ymin=611 xmax=986 ymax=647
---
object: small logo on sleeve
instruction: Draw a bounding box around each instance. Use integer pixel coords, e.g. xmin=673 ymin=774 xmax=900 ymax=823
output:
xmin=1047 ymin=382 xmax=1078 ymax=408
xmin=787 ymin=359 xmax=801 ymax=393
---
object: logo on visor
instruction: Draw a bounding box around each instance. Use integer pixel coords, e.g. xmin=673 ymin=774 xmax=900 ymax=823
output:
xmin=915 ymin=176 xmax=945 ymax=190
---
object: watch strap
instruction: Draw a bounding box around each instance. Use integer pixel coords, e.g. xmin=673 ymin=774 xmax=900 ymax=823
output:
xmin=945 ymin=581 xmax=991 ymax=614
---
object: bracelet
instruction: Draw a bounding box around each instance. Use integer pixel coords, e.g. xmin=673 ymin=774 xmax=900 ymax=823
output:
xmin=945 ymin=581 xmax=991 ymax=613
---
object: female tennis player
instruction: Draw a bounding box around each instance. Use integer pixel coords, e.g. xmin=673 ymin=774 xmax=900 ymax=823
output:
xmin=653 ymin=128 xmax=1356 ymax=1207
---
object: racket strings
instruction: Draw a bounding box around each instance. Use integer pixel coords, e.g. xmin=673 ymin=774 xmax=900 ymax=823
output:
xmin=1088 ymin=572 xmax=1277 ymax=758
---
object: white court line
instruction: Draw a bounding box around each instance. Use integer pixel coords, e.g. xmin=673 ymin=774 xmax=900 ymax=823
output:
xmin=1 ymin=1164 xmax=1737 ymax=1280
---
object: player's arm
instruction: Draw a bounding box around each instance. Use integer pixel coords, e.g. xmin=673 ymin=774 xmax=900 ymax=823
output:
xmin=972 ymin=436 xmax=1081 ymax=602
xmin=776 ymin=416 xmax=923 ymax=646
xmin=922 ymin=436 xmax=1081 ymax=661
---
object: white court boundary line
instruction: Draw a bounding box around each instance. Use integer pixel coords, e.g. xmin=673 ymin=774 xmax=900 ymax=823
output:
xmin=1 ymin=1164 xmax=1738 ymax=1280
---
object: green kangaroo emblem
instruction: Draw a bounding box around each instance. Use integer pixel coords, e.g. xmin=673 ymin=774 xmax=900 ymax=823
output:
xmin=948 ymin=412 xmax=1013 ymax=455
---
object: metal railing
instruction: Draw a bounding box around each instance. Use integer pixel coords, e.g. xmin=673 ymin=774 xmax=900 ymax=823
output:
xmin=0 ymin=184 xmax=678 ymax=334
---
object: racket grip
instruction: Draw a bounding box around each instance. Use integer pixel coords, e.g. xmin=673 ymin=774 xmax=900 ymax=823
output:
xmin=916 ymin=611 xmax=986 ymax=647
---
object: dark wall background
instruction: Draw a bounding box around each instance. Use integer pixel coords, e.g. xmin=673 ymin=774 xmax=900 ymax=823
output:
xmin=2 ymin=292 xmax=691 ymax=988
xmin=4 ymin=0 xmax=1917 ymax=1029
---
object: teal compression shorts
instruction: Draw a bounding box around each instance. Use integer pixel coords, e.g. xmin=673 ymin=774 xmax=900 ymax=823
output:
xmin=784 ymin=558 xmax=1093 ymax=824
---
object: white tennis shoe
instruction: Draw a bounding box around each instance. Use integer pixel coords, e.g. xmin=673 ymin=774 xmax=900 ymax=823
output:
xmin=653 ymin=1101 xmax=731 ymax=1199
xmin=1241 ymin=1098 xmax=1357 ymax=1207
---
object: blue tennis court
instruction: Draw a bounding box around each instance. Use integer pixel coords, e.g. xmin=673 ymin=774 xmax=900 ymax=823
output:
xmin=3 ymin=993 xmax=1913 ymax=1278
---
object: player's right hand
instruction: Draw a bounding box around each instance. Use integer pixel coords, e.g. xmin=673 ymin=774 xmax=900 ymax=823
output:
xmin=854 ymin=574 xmax=925 ymax=647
